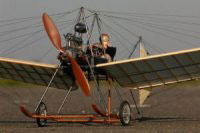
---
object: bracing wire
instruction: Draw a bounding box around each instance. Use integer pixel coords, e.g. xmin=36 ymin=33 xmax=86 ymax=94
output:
xmin=100 ymin=15 xmax=144 ymax=58
xmin=0 ymin=20 xmax=74 ymax=55
xmin=102 ymin=14 xmax=199 ymax=48
xmin=0 ymin=19 xmax=75 ymax=43
xmin=102 ymin=14 xmax=200 ymax=39
xmin=142 ymin=39 xmax=166 ymax=53
xmin=102 ymin=14 xmax=200 ymax=35
xmin=101 ymin=16 xmax=136 ymax=47
xmin=0 ymin=12 xmax=77 ymax=53
xmin=1 ymin=21 xmax=75 ymax=57
xmin=0 ymin=8 xmax=79 ymax=39
xmin=1 ymin=13 xmax=93 ymax=58
xmin=86 ymin=8 xmax=200 ymax=19
xmin=0 ymin=8 xmax=80 ymax=23
xmin=100 ymin=17 xmax=134 ymax=59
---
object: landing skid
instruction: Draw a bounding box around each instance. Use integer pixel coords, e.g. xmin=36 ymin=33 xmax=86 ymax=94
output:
xmin=20 ymin=105 xmax=120 ymax=124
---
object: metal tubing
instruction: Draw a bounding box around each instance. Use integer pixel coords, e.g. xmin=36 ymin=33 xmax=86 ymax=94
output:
xmin=32 ymin=114 xmax=95 ymax=119
xmin=34 ymin=63 xmax=61 ymax=112
xmin=82 ymin=7 xmax=94 ymax=56
xmin=129 ymin=89 xmax=141 ymax=115
xmin=113 ymin=81 xmax=123 ymax=102
xmin=107 ymin=79 xmax=111 ymax=123
xmin=54 ymin=119 xmax=120 ymax=123
xmin=95 ymin=13 xmax=102 ymax=35
xmin=81 ymin=7 xmax=107 ymax=111
xmin=57 ymin=86 xmax=72 ymax=114
xmin=85 ymin=57 xmax=107 ymax=111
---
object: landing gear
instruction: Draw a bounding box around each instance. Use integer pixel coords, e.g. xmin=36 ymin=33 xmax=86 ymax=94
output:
xmin=119 ymin=101 xmax=131 ymax=126
xmin=36 ymin=102 xmax=47 ymax=127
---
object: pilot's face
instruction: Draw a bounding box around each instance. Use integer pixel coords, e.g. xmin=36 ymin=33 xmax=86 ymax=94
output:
xmin=101 ymin=35 xmax=109 ymax=48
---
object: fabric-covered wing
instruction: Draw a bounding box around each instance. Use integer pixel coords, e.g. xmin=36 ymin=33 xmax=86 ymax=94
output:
xmin=0 ymin=57 xmax=73 ymax=89
xmin=96 ymin=47 xmax=200 ymax=89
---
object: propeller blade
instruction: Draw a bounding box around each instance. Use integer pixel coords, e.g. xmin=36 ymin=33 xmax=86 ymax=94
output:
xmin=42 ymin=12 xmax=90 ymax=96
xmin=42 ymin=13 xmax=64 ymax=52
xmin=68 ymin=56 xmax=90 ymax=96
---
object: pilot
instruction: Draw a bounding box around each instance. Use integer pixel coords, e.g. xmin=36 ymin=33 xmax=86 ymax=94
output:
xmin=86 ymin=33 xmax=116 ymax=65
xmin=99 ymin=33 xmax=116 ymax=61
xmin=86 ymin=33 xmax=116 ymax=64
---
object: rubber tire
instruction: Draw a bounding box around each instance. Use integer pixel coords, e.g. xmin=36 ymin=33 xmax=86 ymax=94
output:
xmin=36 ymin=102 xmax=47 ymax=127
xmin=119 ymin=100 xmax=131 ymax=126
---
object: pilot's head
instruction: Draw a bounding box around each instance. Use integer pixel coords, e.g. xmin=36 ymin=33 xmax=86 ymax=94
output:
xmin=99 ymin=33 xmax=111 ymax=49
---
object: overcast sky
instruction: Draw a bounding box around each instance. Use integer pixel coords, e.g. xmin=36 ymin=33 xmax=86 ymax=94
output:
xmin=0 ymin=0 xmax=200 ymax=63
xmin=0 ymin=0 xmax=200 ymax=17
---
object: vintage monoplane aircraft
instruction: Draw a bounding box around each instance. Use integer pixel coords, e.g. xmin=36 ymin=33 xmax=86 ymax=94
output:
xmin=0 ymin=7 xmax=200 ymax=126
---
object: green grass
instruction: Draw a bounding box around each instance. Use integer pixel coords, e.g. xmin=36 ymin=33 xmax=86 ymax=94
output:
xmin=0 ymin=78 xmax=200 ymax=89
xmin=0 ymin=79 xmax=34 ymax=88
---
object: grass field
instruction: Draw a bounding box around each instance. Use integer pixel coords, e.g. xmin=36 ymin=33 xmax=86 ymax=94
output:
xmin=0 ymin=78 xmax=36 ymax=88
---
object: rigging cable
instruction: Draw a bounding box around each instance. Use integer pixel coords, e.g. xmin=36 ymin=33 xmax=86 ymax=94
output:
xmin=100 ymin=17 xmax=134 ymax=59
xmin=1 ymin=13 xmax=93 ymax=58
xmin=101 ymin=14 xmax=200 ymax=35
xmin=86 ymin=8 xmax=200 ymax=19
xmin=102 ymin=14 xmax=200 ymax=39
xmin=1 ymin=21 xmax=75 ymax=57
xmin=103 ymin=14 xmax=199 ymax=48
xmin=0 ymin=8 xmax=80 ymax=24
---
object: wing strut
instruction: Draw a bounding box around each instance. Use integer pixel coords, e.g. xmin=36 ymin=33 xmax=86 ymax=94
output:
xmin=57 ymin=86 xmax=73 ymax=114
xmin=129 ymin=90 xmax=141 ymax=115
xmin=34 ymin=63 xmax=61 ymax=112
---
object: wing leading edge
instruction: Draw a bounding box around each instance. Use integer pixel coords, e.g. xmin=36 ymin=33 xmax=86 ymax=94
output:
xmin=0 ymin=57 xmax=73 ymax=90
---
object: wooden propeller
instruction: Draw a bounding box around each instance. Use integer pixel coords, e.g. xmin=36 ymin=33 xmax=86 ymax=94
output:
xmin=42 ymin=12 xmax=90 ymax=96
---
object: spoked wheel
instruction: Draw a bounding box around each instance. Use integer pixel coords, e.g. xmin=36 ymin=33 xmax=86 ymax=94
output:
xmin=36 ymin=102 xmax=47 ymax=127
xmin=119 ymin=101 xmax=131 ymax=126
